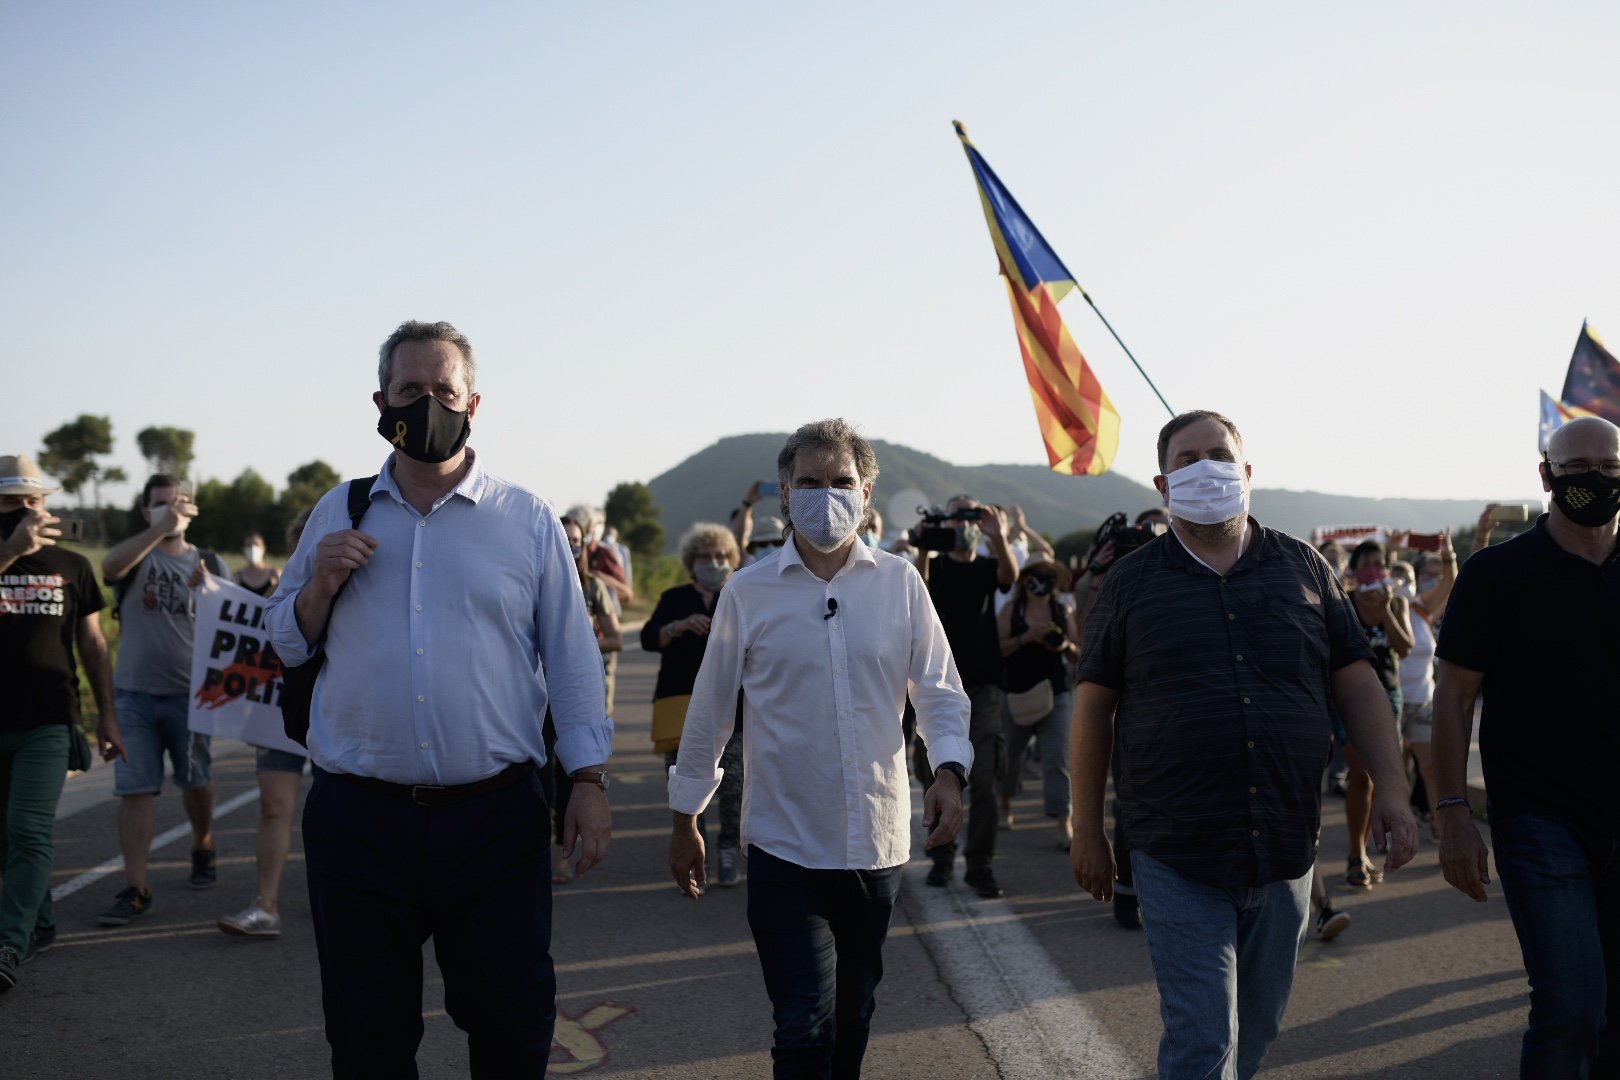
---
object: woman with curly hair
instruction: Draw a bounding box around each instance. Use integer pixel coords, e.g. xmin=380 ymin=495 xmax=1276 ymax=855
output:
xmin=642 ymin=522 xmax=746 ymax=886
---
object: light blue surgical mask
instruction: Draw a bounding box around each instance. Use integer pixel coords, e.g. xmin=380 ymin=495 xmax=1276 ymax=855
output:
xmin=788 ymin=487 xmax=865 ymax=553
xmin=693 ymin=561 xmax=731 ymax=590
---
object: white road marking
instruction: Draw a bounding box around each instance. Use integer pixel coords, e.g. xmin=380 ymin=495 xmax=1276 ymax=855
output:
xmin=51 ymin=788 xmax=261 ymax=902
xmin=903 ymin=797 xmax=1139 ymax=1078
xmin=902 ymin=864 xmax=1139 ymax=1077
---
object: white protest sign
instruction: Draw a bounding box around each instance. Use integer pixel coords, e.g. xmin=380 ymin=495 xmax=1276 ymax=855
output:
xmin=187 ymin=574 xmax=306 ymax=756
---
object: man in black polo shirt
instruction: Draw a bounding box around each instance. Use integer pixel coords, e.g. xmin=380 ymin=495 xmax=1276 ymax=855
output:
xmin=918 ymin=495 xmax=1015 ymax=898
xmin=1432 ymin=415 xmax=1620 ymax=1078
xmin=1071 ymin=411 xmax=1416 ymax=1079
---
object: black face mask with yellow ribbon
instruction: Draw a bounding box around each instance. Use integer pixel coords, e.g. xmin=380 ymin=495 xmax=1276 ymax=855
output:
xmin=377 ymin=394 xmax=471 ymax=464
xmin=1547 ymin=466 xmax=1620 ymax=528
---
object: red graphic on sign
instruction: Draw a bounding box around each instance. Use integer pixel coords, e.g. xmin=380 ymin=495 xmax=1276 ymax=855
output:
xmin=194 ymin=657 xmax=285 ymax=710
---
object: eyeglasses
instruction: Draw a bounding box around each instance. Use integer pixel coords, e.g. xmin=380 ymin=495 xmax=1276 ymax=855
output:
xmin=1545 ymin=457 xmax=1620 ymax=478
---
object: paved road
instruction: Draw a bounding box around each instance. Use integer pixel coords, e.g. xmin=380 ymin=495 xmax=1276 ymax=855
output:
xmin=6 ymin=644 xmax=1526 ymax=1078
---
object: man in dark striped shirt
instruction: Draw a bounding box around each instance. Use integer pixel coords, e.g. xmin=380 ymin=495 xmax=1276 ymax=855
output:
xmin=1070 ymin=410 xmax=1417 ymax=1080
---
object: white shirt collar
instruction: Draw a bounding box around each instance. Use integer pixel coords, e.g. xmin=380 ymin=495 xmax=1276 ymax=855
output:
xmin=776 ymin=532 xmax=877 ymax=579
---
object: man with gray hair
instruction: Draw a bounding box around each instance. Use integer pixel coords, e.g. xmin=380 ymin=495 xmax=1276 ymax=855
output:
xmin=265 ymin=319 xmax=613 ymax=1077
xmin=669 ymin=418 xmax=972 ymax=1078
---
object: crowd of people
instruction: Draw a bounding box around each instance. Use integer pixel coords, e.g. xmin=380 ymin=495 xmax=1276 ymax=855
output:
xmin=1 ymin=319 xmax=1616 ymax=1080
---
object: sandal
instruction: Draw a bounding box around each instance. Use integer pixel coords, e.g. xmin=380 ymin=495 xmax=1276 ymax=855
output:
xmin=1346 ymin=857 xmax=1383 ymax=889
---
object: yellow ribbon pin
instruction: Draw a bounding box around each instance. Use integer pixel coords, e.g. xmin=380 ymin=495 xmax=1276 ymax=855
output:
xmin=392 ymin=421 xmax=408 ymax=448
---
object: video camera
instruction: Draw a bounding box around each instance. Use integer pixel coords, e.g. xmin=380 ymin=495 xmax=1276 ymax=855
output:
xmin=1087 ymin=511 xmax=1166 ymax=574
xmin=910 ymin=504 xmax=983 ymax=553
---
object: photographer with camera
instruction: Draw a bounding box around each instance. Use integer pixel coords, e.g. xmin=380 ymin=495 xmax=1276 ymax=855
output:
xmin=1077 ymin=508 xmax=1168 ymax=625
xmin=1074 ymin=507 xmax=1167 ymax=928
xmin=915 ymin=495 xmax=1016 ymax=897
xmin=996 ymin=558 xmax=1080 ymax=852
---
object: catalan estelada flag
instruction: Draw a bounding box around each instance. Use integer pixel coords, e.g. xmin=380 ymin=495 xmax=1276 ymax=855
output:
xmin=955 ymin=121 xmax=1119 ymax=476
xmin=1539 ymin=389 xmax=1594 ymax=451
xmin=1560 ymin=321 xmax=1620 ymax=424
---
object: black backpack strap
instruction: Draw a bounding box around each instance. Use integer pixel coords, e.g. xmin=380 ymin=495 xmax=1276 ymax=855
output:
xmin=278 ymin=475 xmax=379 ymax=747
xmin=316 ymin=475 xmax=378 ymax=629
xmin=346 ymin=475 xmax=377 ymax=529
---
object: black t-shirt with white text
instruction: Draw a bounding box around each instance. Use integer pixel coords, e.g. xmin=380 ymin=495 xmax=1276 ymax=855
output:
xmin=0 ymin=545 xmax=105 ymax=731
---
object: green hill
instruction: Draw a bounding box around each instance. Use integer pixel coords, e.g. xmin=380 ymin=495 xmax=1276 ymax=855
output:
xmin=646 ymin=433 xmax=1541 ymax=550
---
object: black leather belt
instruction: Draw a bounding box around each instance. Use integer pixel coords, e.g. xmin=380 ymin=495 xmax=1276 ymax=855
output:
xmin=319 ymin=761 xmax=534 ymax=807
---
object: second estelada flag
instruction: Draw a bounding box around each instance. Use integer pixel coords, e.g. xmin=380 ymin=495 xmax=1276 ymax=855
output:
xmin=1561 ymin=321 xmax=1620 ymax=424
xmin=954 ymin=121 xmax=1120 ymax=476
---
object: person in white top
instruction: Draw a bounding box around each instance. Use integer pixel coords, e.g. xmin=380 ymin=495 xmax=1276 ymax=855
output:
xmin=668 ymin=418 xmax=973 ymax=1079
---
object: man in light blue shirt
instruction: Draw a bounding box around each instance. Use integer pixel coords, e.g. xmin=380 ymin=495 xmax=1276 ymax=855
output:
xmin=264 ymin=319 xmax=612 ymax=1079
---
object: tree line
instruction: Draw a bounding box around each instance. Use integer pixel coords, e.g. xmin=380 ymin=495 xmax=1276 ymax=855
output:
xmin=38 ymin=414 xmax=344 ymax=554
xmin=37 ymin=414 xmax=668 ymax=560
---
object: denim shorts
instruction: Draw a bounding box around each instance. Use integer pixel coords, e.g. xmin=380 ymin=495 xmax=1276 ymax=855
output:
xmin=1330 ymin=686 xmax=1403 ymax=749
xmin=113 ymin=690 xmax=213 ymax=795
xmin=1400 ymin=698 xmax=1435 ymax=744
xmin=255 ymin=747 xmax=309 ymax=775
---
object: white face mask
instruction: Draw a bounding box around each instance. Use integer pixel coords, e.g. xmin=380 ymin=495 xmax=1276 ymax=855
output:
xmin=244 ymin=544 xmax=265 ymax=564
xmin=149 ymin=502 xmax=190 ymax=536
xmin=1165 ymin=459 xmax=1249 ymax=526
xmin=788 ymin=487 xmax=866 ymax=553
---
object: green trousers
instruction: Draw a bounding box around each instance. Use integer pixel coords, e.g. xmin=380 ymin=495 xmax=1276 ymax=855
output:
xmin=0 ymin=724 xmax=68 ymax=955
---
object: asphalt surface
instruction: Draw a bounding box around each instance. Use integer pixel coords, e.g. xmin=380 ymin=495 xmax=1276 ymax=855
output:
xmin=5 ymin=643 xmax=1526 ymax=1078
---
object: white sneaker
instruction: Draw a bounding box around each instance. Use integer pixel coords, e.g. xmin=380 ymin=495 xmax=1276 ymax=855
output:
xmin=219 ymin=905 xmax=281 ymax=938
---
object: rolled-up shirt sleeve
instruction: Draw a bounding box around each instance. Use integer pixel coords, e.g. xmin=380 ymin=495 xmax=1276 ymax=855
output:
xmin=534 ymin=510 xmax=612 ymax=774
xmin=905 ymin=565 xmax=973 ymax=772
xmin=263 ymin=485 xmax=348 ymax=669
xmin=668 ymin=583 xmax=745 ymax=815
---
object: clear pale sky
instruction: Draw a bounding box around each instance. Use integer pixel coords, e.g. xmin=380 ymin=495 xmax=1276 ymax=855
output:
xmin=5 ymin=2 xmax=1615 ymax=514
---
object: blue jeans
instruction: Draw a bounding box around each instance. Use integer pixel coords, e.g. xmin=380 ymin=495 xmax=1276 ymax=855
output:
xmin=302 ymin=766 xmax=556 ymax=1079
xmin=746 ymin=845 xmax=903 ymax=1079
xmin=1491 ymin=811 xmax=1620 ymax=1078
xmin=999 ymin=688 xmax=1072 ymax=818
xmin=1131 ymin=849 xmax=1312 ymax=1079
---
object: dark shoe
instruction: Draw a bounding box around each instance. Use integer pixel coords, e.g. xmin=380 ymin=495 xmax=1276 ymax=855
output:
xmin=964 ymin=868 xmax=1004 ymax=899
xmin=22 ymin=924 xmax=56 ymax=964
xmin=188 ymin=849 xmax=217 ymax=890
xmin=1113 ymin=893 xmax=1143 ymax=930
xmin=98 ymin=886 xmax=153 ymax=926
xmin=1317 ymin=905 xmax=1351 ymax=942
xmin=0 ymin=946 xmax=18 ymax=990
xmin=925 ymin=862 xmax=952 ymax=887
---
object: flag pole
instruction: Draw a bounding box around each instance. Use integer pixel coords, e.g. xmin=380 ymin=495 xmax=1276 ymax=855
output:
xmin=1072 ymin=287 xmax=1177 ymax=419
xmin=953 ymin=119 xmax=1177 ymax=421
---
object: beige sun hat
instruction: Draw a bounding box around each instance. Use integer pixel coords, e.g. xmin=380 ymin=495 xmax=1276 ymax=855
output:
xmin=0 ymin=454 xmax=61 ymax=496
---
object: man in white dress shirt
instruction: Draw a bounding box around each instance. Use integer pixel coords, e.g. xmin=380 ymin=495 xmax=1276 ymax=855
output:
xmin=668 ymin=418 xmax=973 ymax=1080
